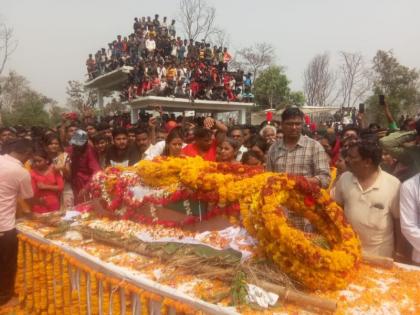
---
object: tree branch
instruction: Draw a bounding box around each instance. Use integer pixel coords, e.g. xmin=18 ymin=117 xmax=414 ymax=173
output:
xmin=0 ymin=23 xmax=18 ymax=75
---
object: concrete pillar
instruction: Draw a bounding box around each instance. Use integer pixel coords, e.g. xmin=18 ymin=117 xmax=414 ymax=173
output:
xmin=131 ymin=108 xmax=138 ymax=124
xmin=98 ymin=89 xmax=104 ymax=109
xmin=239 ymin=109 xmax=247 ymax=124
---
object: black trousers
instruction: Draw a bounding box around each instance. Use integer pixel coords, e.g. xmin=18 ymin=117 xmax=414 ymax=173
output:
xmin=0 ymin=229 xmax=18 ymax=305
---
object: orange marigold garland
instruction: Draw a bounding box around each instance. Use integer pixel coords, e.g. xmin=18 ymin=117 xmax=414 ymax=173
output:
xmin=16 ymin=237 xmax=25 ymax=303
xmin=240 ymin=175 xmax=361 ymax=290
xmin=32 ymin=245 xmax=41 ymax=313
xmin=70 ymin=265 xmax=80 ymax=315
xmin=62 ymin=256 xmax=72 ymax=315
xmin=111 ymin=283 xmax=122 ymax=315
xmin=131 ymin=157 xmax=361 ymax=290
xmin=90 ymin=272 xmax=99 ymax=315
xmin=140 ymin=291 xmax=149 ymax=315
xmin=16 ymin=235 xmax=200 ymax=315
xmin=79 ymin=271 xmax=88 ymax=315
xmin=45 ymin=250 xmax=56 ymax=315
xmin=102 ymin=280 xmax=110 ymax=315
xmin=24 ymin=238 xmax=34 ymax=313
xmin=38 ymin=247 xmax=48 ymax=313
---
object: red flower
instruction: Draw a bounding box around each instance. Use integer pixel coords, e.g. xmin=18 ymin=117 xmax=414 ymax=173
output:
xmin=304 ymin=195 xmax=316 ymax=208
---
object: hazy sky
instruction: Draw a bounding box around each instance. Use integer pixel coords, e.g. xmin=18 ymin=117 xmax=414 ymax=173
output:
xmin=2 ymin=0 xmax=420 ymax=105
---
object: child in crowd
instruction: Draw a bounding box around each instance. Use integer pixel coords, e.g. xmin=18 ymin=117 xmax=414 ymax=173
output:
xmin=30 ymin=147 xmax=64 ymax=214
xmin=241 ymin=151 xmax=263 ymax=166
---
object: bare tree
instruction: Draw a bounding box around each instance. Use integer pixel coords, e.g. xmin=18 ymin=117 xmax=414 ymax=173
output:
xmin=303 ymin=53 xmax=336 ymax=106
xmin=209 ymin=28 xmax=230 ymax=49
xmin=178 ymin=0 xmax=216 ymax=41
xmin=338 ymin=52 xmax=372 ymax=108
xmin=0 ymin=22 xmax=18 ymax=76
xmin=66 ymin=80 xmax=97 ymax=113
xmin=236 ymin=43 xmax=275 ymax=79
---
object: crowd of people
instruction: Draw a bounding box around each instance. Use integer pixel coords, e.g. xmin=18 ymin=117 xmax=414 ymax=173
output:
xmin=86 ymin=14 xmax=254 ymax=103
xmin=0 ymin=101 xmax=420 ymax=308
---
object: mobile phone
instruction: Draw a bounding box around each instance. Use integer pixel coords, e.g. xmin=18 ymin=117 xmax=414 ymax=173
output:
xmin=358 ymin=103 xmax=365 ymax=113
xmin=379 ymin=95 xmax=385 ymax=106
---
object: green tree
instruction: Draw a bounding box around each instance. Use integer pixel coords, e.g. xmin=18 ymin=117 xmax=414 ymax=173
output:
xmin=0 ymin=71 xmax=30 ymax=112
xmin=0 ymin=71 xmax=58 ymax=127
xmin=253 ymin=66 xmax=290 ymax=109
xmin=49 ymin=104 xmax=66 ymax=126
xmin=366 ymin=50 xmax=420 ymax=124
xmin=2 ymin=91 xmax=51 ymax=127
xmin=287 ymin=91 xmax=306 ymax=107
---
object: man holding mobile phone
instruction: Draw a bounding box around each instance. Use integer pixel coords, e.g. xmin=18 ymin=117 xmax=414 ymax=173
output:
xmin=356 ymin=103 xmax=367 ymax=129
xmin=379 ymin=95 xmax=400 ymax=132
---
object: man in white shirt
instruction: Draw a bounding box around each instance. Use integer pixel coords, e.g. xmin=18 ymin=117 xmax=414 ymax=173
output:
xmin=333 ymin=139 xmax=401 ymax=257
xmin=135 ymin=127 xmax=157 ymax=161
xmin=0 ymin=139 xmax=33 ymax=307
xmin=228 ymin=126 xmax=247 ymax=161
xmin=145 ymin=35 xmax=156 ymax=55
xmin=400 ymin=173 xmax=420 ymax=264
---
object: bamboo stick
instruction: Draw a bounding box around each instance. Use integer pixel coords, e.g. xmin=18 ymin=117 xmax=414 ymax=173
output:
xmin=255 ymin=280 xmax=337 ymax=313
xmin=362 ymin=254 xmax=394 ymax=269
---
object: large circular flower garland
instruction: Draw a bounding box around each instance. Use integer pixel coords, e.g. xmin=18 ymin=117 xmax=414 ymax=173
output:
xmin=90 ymin=157 xmax=361 ymax=290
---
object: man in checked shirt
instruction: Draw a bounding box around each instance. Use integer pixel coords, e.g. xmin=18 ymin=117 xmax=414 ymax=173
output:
xmin=266 ymin=106 xmax=331 ymax=231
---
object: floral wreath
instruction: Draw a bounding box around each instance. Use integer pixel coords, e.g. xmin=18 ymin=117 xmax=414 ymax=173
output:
xmin=90 ymin=157 xmax=361 ymax=290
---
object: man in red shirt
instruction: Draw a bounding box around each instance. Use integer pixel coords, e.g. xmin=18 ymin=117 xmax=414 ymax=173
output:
xmin=182 ymin=117 xmax=227 ymax=161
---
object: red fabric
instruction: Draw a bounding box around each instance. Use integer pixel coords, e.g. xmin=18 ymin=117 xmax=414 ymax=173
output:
xmin=304 ymin=114 xmax=311 ymax=125
xmin=310 ymin=122 xmax=317 ymax=132
xmin=142 ymin=80 xmax=151 ymax=93
xmin=330 ymin=138 xmax=341 ymax=167
xmin=191 ymin=81 xmax=199 ymax=97
xmin=66 ymin=145 xmax=101 ymax=203
xmin=30 ymin=168 xmax=64 ymax=214
xmin=266 ymin=111 xmax=273 ymax=122
xmin=137 ymin=83 xmax=143 ymax=95
xmin=151 ymin=78 xmax=160 ymax=88
xmin=210 ymin=67 xmax=218 ymax=81
xmin=226 ymin=88 xmax=235 ymax=101
xmin=182 ymin=139 xmax=218 ymax=161
xmin=165 ymin=121 xmax=177 ymax=132
xmin=223 ymin=74 xmax=230 ymax=87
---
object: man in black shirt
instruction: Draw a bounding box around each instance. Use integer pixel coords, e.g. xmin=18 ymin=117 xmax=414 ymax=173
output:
xmin=105 ymin=128 xmax=139 ymax=167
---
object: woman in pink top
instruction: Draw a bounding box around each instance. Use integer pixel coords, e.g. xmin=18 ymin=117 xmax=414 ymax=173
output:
xmin=30 ymin=147 xmax=64 ymax=214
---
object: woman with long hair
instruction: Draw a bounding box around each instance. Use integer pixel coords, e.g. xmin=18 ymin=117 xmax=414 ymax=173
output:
xmin=43 ymin=133 xmax=74 ymax=209
xmin=30 ymin=146 xmax=64 ymax=214
xmin=162 ymin=127 xmax=185 ymax=157
xmin=216 ymin=138 xmax=241 ymax=163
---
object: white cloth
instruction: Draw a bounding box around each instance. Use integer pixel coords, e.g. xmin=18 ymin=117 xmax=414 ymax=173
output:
xmin=157 ymin=66 xmax=166 ymax=79
xmin=400 ymin=173 xmax=420 ymax=263
xmin=246 ymin=284 xmax=278 ymax=308
xmin=145 ymin=39 xmax=156 ymax=51
xmin=236 ymin=145 xmax=248 ymax=162
xmin=143 ymin=144 xmax=158 ymax=160
xmin=146 ymin=141 xmax=187 ymax=158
